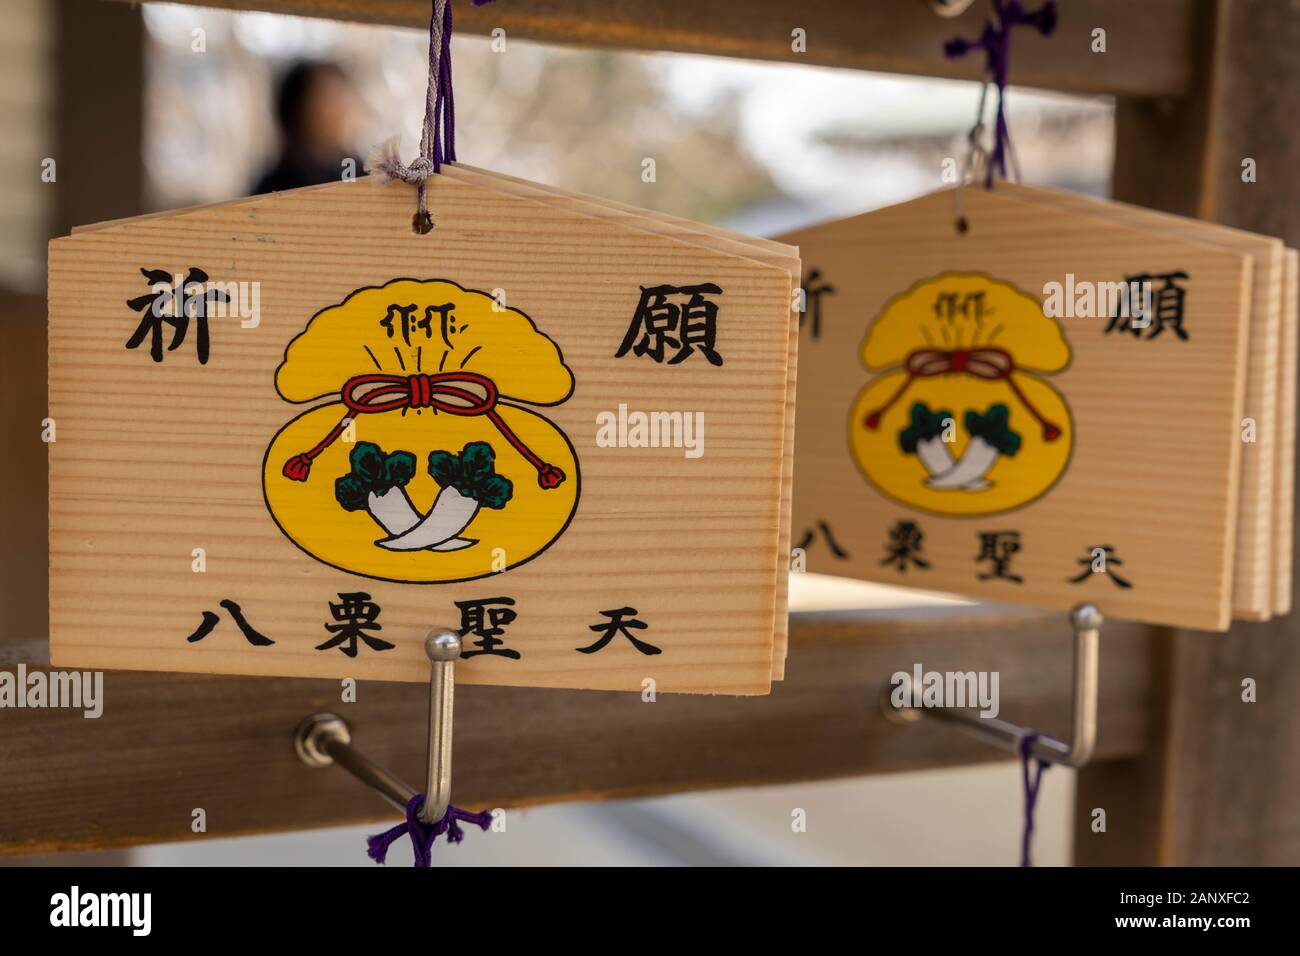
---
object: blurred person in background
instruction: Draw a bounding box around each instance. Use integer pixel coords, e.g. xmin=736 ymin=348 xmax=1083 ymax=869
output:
xmin=253 ymin=60 xmax=362 ymax=194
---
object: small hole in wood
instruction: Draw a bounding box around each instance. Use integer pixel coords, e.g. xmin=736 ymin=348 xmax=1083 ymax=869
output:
xmin=412 ymin=211 xmax=434 ymax=235
xmin=954 ymin=216 xmax=969 ymax=235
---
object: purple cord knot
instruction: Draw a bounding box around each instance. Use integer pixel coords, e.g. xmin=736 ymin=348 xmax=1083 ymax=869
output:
xmin=366 ymin=794 xmax=493 ymax=868
xmin=365 ymin=0 xmax=500 ymax=223
xmin=944 ymin=0 xmax=1057 ymax=186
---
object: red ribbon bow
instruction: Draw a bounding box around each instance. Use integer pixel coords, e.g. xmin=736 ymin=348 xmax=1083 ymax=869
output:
xmin=282 ymin=371 xmax=566 ymax=488
xmin=863 ymin=347 xmax=1061 ymax=441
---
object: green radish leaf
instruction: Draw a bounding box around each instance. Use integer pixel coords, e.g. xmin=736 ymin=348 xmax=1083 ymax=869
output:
xmin=350 ymin=441 xmax=386 ymax=487
xmin=427 ymin=449 xmax=461 ymax=488
xmin=382 ymin=450 xmax=418 ymax=487
xmin=335 ymin=474 xmax=371 ymax=512
xmin=898 ymin=402 xmax=953 ymax=454
xmin=965 ymin=403 xmax=1022 ymax=456
xmin=460 ymin=441 xmax=496 ymax=484
xmin=477 ymin=473 xmax=514 ymax=510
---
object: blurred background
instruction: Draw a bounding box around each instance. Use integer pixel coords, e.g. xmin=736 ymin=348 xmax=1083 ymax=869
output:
xmin=1 ymin=0 xmax=1114 ymax=865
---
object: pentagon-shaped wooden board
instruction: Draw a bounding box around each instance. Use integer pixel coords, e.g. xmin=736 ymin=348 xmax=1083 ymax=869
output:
xmin=781 ymin=187 xmax=1252 ymax=631
xmin=48 ymin=175 xmax=793 ymax=693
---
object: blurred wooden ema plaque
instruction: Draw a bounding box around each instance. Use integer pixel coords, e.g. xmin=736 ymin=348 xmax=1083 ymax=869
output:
xmin=782 ymin=187 xmax=1253 ymax=631
xmin=998 ymin=181 xmax=1287 ymax=621
xmin=47 ymin=176 xmax=794 ymax=693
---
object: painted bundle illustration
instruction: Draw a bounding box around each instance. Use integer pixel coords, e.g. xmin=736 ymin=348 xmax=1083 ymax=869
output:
xmin=263 ymin=278 xmax=579 ymax=583
xmin=848 ymin=272 xmax=1073 ymax=516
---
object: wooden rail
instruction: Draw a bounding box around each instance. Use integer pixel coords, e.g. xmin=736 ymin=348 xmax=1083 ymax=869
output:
xmin=104 ymin=0 xmax=1197 ymax=97
xmin=0 ymin=606 xmax=1157 ymax=854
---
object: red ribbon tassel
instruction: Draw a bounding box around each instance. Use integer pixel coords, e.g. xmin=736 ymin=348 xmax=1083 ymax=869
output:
xmin=281 ymin=371 xmax=567 ymax=486
xmin=862 ymin=347 xmax=1062 ymax=441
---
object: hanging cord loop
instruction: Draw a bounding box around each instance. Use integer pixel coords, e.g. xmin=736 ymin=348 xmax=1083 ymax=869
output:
xmin=945 ymin=0 xmax=1057 ymax=221
xmin=1018 ymin=732 xmax=1051 ymax=867
xmin=952 ymin=78 xmax=991 ymax=233
xmin=367 ymin=0 xmax=497 ymax=232
xmin=367 ymin=793 xmax=494 ymax=867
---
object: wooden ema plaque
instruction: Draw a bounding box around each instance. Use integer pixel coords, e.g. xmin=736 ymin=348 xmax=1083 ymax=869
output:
xmin=998 ymin=181 xmax=1288 ymax=620
xmin=783 ymin=186 xmax=1253 ymax=631
xmin=47 ymin=175 xmax=795 ymax=693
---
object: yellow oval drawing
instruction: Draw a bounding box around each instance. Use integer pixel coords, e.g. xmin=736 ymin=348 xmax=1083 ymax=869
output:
xmin=848 ymin=272 xmax=1073 ymax=517
xmin=264 ymin=278 xmax=579 ymax=583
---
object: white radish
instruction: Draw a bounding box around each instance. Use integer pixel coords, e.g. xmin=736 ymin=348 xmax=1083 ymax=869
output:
xmin=426 ymin=536 xmax=477 ymax=552
xmin=366 ymin=487 xmax=422 ymax=536
xmin=925 ymin=436 xmax=1000 ymax=490
xmin=915 ymin=436 xmax=956 ymax=478
xmin=376 ymin=485 xmax=481 ymax=552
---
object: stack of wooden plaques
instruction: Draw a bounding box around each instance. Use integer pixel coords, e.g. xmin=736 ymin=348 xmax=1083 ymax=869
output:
xmin=783 ymin=184 xmax=1297 ymax=631
xmin=47 ymin=167 xmax=799 ymax=693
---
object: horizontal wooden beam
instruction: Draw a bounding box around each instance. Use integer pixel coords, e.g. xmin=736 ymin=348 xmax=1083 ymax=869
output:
xmin=0 ymin=605 xmax=1156 ymax=854
xmin=105 ymin=0 xmax=1196 ymax=97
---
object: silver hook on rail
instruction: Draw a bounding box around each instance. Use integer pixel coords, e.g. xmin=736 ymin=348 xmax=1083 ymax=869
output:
xmin=294 ymin=626 xmax=463 ymax=818
xmin=881 ymin=603 xmax=1101 ymax=768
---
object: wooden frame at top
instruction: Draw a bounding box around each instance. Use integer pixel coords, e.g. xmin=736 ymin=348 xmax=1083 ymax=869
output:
xmin=107 ymin=0 xmax=1197 ymax=96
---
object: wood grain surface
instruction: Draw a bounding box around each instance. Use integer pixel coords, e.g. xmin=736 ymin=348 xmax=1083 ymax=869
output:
xmin=445 ymin=163 xmax=801 ymax=679
xmin=999 ymin=181 xmax=1285 ymax=620
xmin=48 ymin=175 xmax=792 ymax=693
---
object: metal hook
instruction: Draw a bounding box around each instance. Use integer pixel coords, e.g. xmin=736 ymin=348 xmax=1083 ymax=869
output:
xmin=880 ymin=603 xmax=1101 ymax=768
xmin=294 ymin=627 xmax=463 ymax=819
xmin=420 ymin=628 xmax=460 ymax=822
